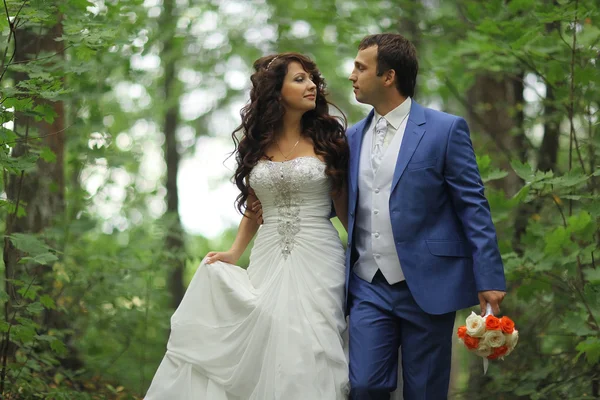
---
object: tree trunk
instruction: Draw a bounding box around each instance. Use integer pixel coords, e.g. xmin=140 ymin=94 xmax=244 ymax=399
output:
xmin=2 ymin=15 xmax=81 ymax=379
xmin=538 ymin=8 xmax=561 ymax=174
xmin=395 ymin=0 xmax=424 ymax=100
xmin=7 ymin=24 xmax=65 ymax=234
xmin=466 ymin=74 xmax=525 ymax=197
xmin=513 ymin=15 xmax=561 ymax=249
xmin=160 ymin=0 xmax=185 ymax=308
xmin=538 ymin=85 xmax=560 ymax=172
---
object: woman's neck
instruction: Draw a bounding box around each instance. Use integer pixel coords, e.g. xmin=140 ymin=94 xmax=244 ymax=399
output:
xmin=278 ymin=111 xmax=303 ymax=141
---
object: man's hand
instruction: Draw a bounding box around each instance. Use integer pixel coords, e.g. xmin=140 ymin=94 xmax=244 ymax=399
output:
xmin=252 ymin=199 xmax=263 ymax=225
xmin=478 ymin=290 xmax=506 ymax=316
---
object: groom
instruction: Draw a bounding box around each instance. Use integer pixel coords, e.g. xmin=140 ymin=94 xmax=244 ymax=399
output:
xmin=345 ymin=33 xmax=506 ymax=399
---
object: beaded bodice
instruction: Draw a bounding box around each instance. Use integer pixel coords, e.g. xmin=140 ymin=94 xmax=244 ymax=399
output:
xmin=249 ymin=157 xmax=332 ymax=259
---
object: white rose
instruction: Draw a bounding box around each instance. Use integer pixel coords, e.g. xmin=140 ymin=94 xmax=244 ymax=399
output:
xmin=504 ymin=330 xmax=519 ymax=354
xmin=465 ymin=312 xmax=486 ymax=338
xmin=474 ymin=342 xmax=492 ymax=358
xmin=482 ymin=329 xmax=506 ymax=348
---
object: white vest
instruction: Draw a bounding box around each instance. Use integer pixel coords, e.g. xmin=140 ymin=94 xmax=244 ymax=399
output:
xmin=353 ymin=118 xmax=406 ymax=284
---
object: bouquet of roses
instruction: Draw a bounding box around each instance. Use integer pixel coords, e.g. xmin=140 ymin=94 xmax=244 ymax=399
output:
xmin=457 ymin=304 xmax=518 ymax=373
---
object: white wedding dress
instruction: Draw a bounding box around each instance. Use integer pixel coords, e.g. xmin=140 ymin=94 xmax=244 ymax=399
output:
xmin=145 ymin=156 xmax=349 ymax=400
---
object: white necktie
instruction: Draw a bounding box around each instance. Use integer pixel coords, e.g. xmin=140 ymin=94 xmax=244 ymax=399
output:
xmin=371 ymin=116 xmax=387 ymax=170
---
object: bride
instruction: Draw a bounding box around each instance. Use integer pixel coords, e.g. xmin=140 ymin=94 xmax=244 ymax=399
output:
xmin=145 ymin=52 xmax=351 ymax=399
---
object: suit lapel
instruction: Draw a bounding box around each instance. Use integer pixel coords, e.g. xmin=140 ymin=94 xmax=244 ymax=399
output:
xmin=349 ymin=110 xmax=374 ymax=194
xmin=391 ymin=102 xmax=426 ymax=192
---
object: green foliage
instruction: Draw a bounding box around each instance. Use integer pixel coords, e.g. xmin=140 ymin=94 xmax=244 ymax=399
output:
xmin=0 ymin=0 xmax=598 ymax=398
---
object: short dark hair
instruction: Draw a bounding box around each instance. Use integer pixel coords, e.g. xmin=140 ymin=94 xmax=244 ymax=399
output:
xmin=358 ymin=33 xmax=418 ymax=97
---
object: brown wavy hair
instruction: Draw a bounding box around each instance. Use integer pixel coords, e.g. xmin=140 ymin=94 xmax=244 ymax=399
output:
xmin=232 ymin=52 xmax=349 ymax=214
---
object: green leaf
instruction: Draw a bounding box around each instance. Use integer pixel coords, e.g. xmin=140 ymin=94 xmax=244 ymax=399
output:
xmin=507 ymin=0 xmax=535 ymax=12
xmin=2 ymin=97 xmax=34 ymax=111
xmin=75 ymin=45 xmax=97 ymax=61
xmin=39 ymin=295 xmax=56 ymax=310
xmin=12 ymin=324 xmax=36 ymax=345
xmin=543 ymin=226 xmax=570 ymax=255
xmin=511 ymin=160 xmax=535 ymax=182
xmin=0 ymin=200 xmax=27 ymax=217
xmin=560 ymin=195 xmax=586 ymax=200
xmin=511 ymin=184 xmax=531 ymax=203
xmin=0 ymin=126 xmax=18 ymax=144
xmin=584 ymin=268 xmax=600 ymax=284
xmin=21 ymin=253 xmax=59 ymax=265
xmin=576 ymin=338 xmax=600 ymax=365
xmin=33 ymin=104 xmax=57 ymax=123
xmin=39 ymin=146 xmax=57 ymax=163
xmin=64 ymin=0 xmax=95 ymax=10
xmin=561 ymin=312 xmax=597 ymax=336
xmin=482 ymin=169 xmax=509 ymax=183
xmin=9 ymin=233 xmax=53 ymax=257
xmin=477 ymin=19 xmax=503 ymax=36
xmin=545 ymin=172 xmax=589 ymax=188
xmin=536 ymin=260 xmax=557 ymax=272
xmin=567 ymin=211 xmax=593 ymax=235
xmin=514 ymin=381 xmax=538 ymax=396
xmin=0 ymin=152 xmax=39 ymax=173
xmin=15 ymin=316 xmax=40 ymax=330
xmin=50 ymin=337 xmax=68 ymax=356
xmin=516 ymin=278 xmax=551 ymax=300
xmin=476 ymin=154 xmax=492 ymax=170
xmin=510 ymin=27 xmax=539 ymax=49
xmin=27 ymin=302 xmax=44 ymax=315
xmin=18 ymin=285 xmax=41 ymax=300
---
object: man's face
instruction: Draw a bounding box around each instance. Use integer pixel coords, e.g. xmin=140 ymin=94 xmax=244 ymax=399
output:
xmin=348 ymin=45 xmax=383 ymax=106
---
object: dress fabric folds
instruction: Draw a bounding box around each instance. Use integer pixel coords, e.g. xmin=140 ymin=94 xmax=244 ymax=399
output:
xmin=145 ymin=156 xmax=350 ymax=400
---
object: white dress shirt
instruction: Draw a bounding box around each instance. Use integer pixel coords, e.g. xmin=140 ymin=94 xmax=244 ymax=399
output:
xmin=367 ymin=98 xmax=412 ymax=153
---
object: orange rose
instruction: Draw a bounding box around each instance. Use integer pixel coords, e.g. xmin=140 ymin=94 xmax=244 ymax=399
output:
xmin=485 ymin=315 xmax=501 ymax=331
xmin=487 ymin=345 xmax=508 ymax=360
xmin=457 ymin=326 xmax=467 ymax=339
xmin=500 ymin=316 xmax=515 ymax=334
xmin=463 ymin=334 xmax=480 ymax=350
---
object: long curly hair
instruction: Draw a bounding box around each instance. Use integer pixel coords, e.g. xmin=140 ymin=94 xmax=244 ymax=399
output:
xmin=232 ymin=52 xmax=349 ymax=214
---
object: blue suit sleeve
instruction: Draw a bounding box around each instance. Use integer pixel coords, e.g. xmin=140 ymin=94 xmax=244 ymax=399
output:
xmin=444 ymin=117 xmax=506 ymax=292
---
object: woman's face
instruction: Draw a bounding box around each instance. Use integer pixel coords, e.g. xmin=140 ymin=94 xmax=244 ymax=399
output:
xmin=279 ymin=61 xmax=317 ymax=113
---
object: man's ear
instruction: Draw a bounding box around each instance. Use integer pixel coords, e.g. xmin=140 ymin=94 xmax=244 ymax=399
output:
xmin=383 ymin=69 xmax=396 ymax=88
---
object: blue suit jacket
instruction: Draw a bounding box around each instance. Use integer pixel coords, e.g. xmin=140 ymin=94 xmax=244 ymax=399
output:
xmin=345 ymin=101 xmax=506 ymax=315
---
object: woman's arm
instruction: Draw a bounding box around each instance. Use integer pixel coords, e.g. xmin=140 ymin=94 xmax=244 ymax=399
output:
xmin=332 ymin=184 xmax=348 ymax=232
xmin=205 ymin=191 xmax=261 ymax=264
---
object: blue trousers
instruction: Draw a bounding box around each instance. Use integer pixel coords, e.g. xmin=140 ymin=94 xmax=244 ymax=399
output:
xmin=348 ymin=271 xmax=456 ymax=400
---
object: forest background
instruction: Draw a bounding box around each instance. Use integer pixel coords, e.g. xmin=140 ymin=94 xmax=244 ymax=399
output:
xmin=0 ymin=0 xmax=599 ymax=398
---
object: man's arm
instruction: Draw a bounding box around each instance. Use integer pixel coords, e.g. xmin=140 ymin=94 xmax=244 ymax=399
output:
xmin=444 ymin=117 xmax=506 ymax=315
